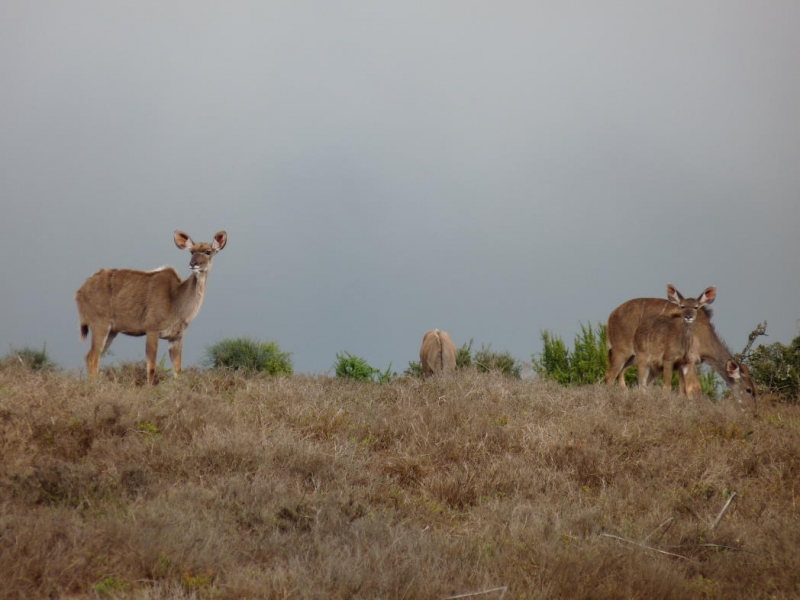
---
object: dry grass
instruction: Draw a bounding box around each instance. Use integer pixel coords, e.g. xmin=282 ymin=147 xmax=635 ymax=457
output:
xmin=1 ymin=367 xmax=799 ymax=599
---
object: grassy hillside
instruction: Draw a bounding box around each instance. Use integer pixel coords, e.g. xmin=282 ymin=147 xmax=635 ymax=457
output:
xmin=1 ymin=368 xmax=798 ymax=599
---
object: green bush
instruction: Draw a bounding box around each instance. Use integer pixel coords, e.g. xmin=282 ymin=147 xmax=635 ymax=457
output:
xmin=746 ymin=333 xmax=800 ymax=402
xmin=456 ymin=339 xmax=474 ymax=369
xmin=533 ymin=323 xmax=607 ymax=385
xmin=205 ymin=338 xmax=293 ymax=375
xmin=335 ymin=352 xmax=393 ymax=383
xmin=473 ymin=344 xmax=522 ymax=378
xmin=1 ymin=345 xmax=57 ymax=371
xmin=403 ymin=360 xmax=424 ymax=378
xmin=533 ymin=330 xmax=573 ymax=385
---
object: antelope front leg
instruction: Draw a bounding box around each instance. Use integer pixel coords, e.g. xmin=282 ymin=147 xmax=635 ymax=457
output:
xmin=637 ymin=362 xmax=650 ymax=388
xmin=682 ymin=364 xmax=702 ymax=398
xmin=169 ymin=338 xmax=183 ymax=378
xmin=662 ymin=362 xmax=674 ymax=392
xmin=145 ymin=332 xmax=160 ymax=385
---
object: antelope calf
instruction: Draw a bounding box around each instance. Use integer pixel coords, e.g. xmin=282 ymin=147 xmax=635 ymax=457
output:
xmin=605 ymin=285 xmax=756 ymax=402
xmin=75 ymin=230 xmax=227 ymax=384
xmin=420 ymin=329 xmax=457 ymax=377
xmin=633 ymin=285 xmax=715 ymax=396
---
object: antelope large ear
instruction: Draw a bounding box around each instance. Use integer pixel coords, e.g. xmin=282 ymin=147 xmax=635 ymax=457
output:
xmin=174 ymin=230 xmax=194 ymax=250
xmin=699 ymin=286 xmax=717 ymax=306
xmin=726 ymin=359 xmax=741 ymax=381
xmin=666 ymin=284 xmax=683 ymax=305
xmin=212 ymin=231 xmax=227 ymax=251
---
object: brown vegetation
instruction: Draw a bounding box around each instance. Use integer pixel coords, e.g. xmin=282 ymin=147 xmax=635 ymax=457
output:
xmin=1 ymin=368 xmax=799 ymax=599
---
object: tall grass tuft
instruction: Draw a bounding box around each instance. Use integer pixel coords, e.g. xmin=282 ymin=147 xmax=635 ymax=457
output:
xmin=1 ymin=344 xmax=57 ymax=371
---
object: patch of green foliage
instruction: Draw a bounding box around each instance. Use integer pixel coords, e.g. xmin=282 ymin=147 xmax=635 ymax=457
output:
xmin=456 ymin=339 xmax=474 ymax=369
xmin=746 ymin=333 xmax=800 ymax=403
xmin=93 ymin=576 xmax=132 ymax=596
xmin=473 ymin=344 xmax=521 ymax=378
xmin=533 ymin=323 xmax=608 ymax=385
xmin=1 ymin=345 xmax=57 ymax=371
xmin=205 ymin=337 xmax=293 ymax=375
xmin=335 ymin=352 xmax=393 ymax=383
xmin=403 ymin=360 xmax=424 ymax=378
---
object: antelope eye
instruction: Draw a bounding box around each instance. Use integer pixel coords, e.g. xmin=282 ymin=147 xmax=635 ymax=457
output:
xmin=205 ymin=250 xmax=212 ymax=256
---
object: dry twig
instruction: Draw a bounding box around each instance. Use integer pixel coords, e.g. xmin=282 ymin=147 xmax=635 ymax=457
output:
xmin=739 ymin=321 xmax=768 ymax=359
xmin=641 ymin=517 xmax=675 ymax=544
xmin=444 ymin=586 xmax=507 ymax=600
xmin=711 ymin=491 xmax=738 ymax=530
xmin=600 ymin=533 xmax=698 ymax=564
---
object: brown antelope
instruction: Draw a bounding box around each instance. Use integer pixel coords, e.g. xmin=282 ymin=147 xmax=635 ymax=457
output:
xmin=605 ymin=285 xmax=756 ymax=401
xmin=632 ymin=285 xmax=716 ymax=396
xmin=75 ymin=230 xmax=227 ymax=384
xmin=420 ymin=329 xmax=457 ymax=377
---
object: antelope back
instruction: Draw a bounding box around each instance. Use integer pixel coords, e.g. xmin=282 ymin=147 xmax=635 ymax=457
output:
xmin=420 ymin=329 xmax=457 ymax=376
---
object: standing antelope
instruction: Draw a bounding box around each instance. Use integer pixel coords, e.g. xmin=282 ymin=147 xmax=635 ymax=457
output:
xmin=605 ymin=285 xmax=756 ymax=401
xmin=75 ymin=230 xmax=227 ymax=384
xmin=420 ymin=329 xmax=457 ymax=377
xmin=632 ymin=285 xmax=715 ymax=396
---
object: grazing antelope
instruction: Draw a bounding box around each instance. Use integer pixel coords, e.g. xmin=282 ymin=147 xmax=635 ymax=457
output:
xmin=420 ymin=329 xmax=457 ymax=377
xmin=75 ymin=230 xmax=227 ymax=384
xmin=605 ymin=285 xmax=756 ymax=401
xmin=632 ymin=285 xmax=715 ymax=396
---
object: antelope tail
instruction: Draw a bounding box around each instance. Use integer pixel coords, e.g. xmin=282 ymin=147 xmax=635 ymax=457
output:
xmin=436 ymin=329 xmax=444 ymax=371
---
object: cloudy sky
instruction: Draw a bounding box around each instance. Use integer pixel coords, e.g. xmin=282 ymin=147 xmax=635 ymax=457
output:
xmin=2 ymin=1 xmax=799 ymax=376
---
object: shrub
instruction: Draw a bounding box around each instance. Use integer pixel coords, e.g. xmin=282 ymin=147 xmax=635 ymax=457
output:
xmin=1 ymin=345 xmax=57 ymax=371
xmin=403 ymin=361 xmax=424 ymax=378
xmin=205 ymin=338 xmax=293 ymax=375
xmin=533 ymin=323 xmax=607 ymax=385
xmin=533 ymin=330 xmax=573 ymax=385
xmin=746 ymin=333 xmax=800 ymax=402
xmin=335 ymin=352 xmax=393 ymax=383
xmin=456 ymin=339 xmax=474 ymax=369
xmin=473 ymin=344 xmax=522 ymax=378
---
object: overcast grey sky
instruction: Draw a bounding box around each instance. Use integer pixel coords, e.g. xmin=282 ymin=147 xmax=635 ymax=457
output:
xmin=2 ymin=1 xmax=799 ymax=376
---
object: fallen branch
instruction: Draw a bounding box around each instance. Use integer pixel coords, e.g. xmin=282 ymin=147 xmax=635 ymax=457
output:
xmin=670 ymin=543 xmax=749 ymax=554
xmin=600 ymin=533 xmax=698 ymax=564
xmin=711 ymin=492 xmax=737 ymax=530
xmin=641 ymin=517 xmax=675 ymax=545
xmin=444 ymin=586 xmax=507 ymax=600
